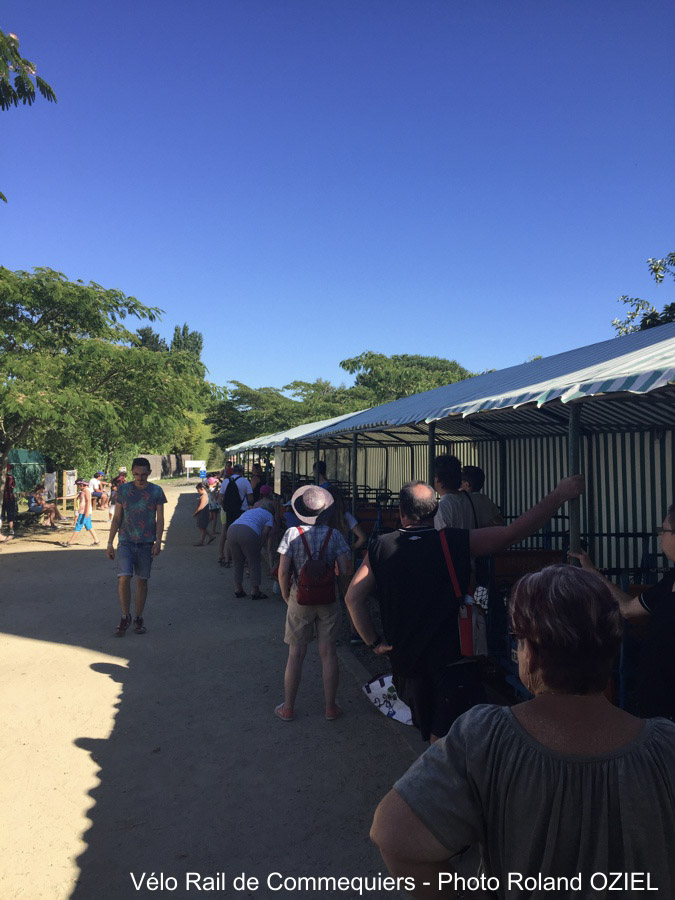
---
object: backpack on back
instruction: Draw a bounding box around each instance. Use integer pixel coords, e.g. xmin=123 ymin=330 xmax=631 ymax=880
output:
xmin=295 ymin=527 xmax=336 ymax=606
xmin=222 ymin=475 xmax=244 ymax=517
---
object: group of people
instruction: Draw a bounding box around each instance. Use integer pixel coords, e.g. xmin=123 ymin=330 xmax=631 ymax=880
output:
xmin=262 ymin=463 xmax=675 ymax=895
xmin=6 ymin=448 xmax=673 ymax=894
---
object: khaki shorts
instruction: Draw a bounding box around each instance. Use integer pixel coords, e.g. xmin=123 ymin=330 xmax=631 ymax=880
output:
xmin=284 ymin=588 xmax=340 ymax=645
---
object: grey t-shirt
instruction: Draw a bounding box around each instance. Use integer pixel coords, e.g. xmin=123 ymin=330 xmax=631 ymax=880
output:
xmin=394 ymin=704 xmax=675 ymax=898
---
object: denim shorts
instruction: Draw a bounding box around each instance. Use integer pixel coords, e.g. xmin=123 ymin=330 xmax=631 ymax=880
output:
xmin=117 ymin=541 xmax=154 ymax=579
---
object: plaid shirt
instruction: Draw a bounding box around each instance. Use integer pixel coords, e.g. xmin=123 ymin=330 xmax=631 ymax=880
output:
xmin=278 ymin=525 xmax=349 ymax=578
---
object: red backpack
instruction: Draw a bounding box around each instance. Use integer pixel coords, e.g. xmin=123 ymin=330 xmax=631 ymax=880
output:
xmin=295 ymin=527 xmax=336 ymax=606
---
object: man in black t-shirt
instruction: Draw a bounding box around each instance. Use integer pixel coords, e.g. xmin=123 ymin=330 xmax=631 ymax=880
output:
xmin=347 ymin=476 xmax=585 ymax=742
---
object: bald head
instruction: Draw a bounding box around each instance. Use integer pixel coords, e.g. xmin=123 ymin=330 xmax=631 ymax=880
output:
xmin=399 ymin=481 xmax=438 ymax=525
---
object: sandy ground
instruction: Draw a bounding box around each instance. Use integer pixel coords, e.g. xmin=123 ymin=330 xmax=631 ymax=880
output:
xmin=0 ymin=482 xmax=428 ymax=900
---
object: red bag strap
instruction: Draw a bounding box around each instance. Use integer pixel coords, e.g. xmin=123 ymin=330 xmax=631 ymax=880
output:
xmin=297 ymin=526 xmax=312 ymax=559
xmin=317 ymin=527 xmax=333 ymax=560
xmin=439 ymin=530 xmax=462 ymax=599
xmin=297 ymin=526 xmax=333 ymax=561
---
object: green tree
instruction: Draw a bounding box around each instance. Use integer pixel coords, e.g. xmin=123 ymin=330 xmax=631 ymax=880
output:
xmin=171 ymin=323 xmax=203 ymax=359
xmin=136 ymin=326 xmax=168 ymax=352
xmin=339 ymin=351 xmax=472 ymax=404
xmin=0 ymin=267 xmax=206 ymax=492
xmin=612 ymin=253 xmax=675 ymax=335
xmin=1 ymin=29 xmax=57 ymax=202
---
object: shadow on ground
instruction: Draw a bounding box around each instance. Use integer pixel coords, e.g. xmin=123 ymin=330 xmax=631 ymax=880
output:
xmin=2 ymin=489 xmax=421 ymax=899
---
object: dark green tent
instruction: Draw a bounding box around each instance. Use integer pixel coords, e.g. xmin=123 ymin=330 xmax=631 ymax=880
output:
xmin=7 ymin=449 xmax=46 ymax=494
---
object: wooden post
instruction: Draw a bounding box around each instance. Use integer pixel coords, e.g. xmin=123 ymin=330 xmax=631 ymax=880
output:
xmin=62 ymin=471 xmax=67 ymax=515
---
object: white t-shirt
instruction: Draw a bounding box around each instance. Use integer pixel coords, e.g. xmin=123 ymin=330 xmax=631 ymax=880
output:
xmin=89 ymin=477 xmax=101 ymax=493
xmin=219 ymin=475 xmax=253 ymax=512
xmin=231 ymin=507 xmax=274 ymax=537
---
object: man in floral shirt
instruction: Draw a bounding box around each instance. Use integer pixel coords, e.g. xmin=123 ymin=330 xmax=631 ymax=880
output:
xmin=106 ymin=457 xmax=167 ymax=636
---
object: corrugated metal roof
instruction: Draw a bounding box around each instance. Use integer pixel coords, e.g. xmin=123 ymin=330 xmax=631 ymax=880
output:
xmin=300 ymin=323 xmax=675 ymax=442
xmin=226 ymin=409 xmax=367 ymax=453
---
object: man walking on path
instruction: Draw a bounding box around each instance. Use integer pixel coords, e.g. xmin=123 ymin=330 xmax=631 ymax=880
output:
xmin=346 ymin=475 xmax=585 ymax=743
xmin=106 ymin=457 xmax=167 ymax=636
xmin=275 ymin=485 xmax=351 ymax=722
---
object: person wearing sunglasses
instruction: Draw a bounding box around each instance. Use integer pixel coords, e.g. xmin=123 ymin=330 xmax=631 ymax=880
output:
xmin=570 ymin=501 xmax=675 ymax=721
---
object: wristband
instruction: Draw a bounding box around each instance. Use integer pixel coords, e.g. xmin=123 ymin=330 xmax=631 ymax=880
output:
xmin=368 ymin=636 xmax=383 ymax=650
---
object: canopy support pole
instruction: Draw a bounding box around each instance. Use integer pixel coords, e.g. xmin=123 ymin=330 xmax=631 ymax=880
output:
xmin=567 ymin=403 xmax=582 ymax=555
xmin=499 ymin=438 xmax=507 ymax=515
xmin=291 ymin=446 xmax=297 ymax=495
xmin=427 ymin=422 xmax=436 ymax=486
xmin=314 ymin=440 xmax=321 ymax=484
xmin=351 ymin=432 xmax=358 ymax=519
xmin=410 ymin=445 xmax=415 ymax=481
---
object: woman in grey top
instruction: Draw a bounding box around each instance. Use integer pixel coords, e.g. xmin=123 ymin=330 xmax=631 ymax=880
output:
xmin=371 ymin=565 xmax=675 ymax=899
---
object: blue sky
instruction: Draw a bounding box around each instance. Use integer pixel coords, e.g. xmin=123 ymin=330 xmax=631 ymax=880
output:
xmin=3 ymin=1 xmax=673 ymax=391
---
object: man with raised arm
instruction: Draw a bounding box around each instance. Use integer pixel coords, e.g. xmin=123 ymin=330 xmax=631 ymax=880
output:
xmin=346 ymin=475 xmax=584 ymax=742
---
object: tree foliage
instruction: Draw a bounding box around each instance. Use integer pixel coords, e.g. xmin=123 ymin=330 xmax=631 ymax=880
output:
xmin=339 ymin=351 xmax=472 ymax=403
xmin=612 ymin=253 xmax=675 ymax=335
xmin=136 ymin=326 xmax=168 ymax=352
xmin=1 ymin=29 xmax=57 ymax=202
xmin=0 ymin=268 xmax=206 ymax=490
xmin=171 ymin=323 xmax=203 ymax=359
xmin=206 ymin=352 xmax=474 ymax=452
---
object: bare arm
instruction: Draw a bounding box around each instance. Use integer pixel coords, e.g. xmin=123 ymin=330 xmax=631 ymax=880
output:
xmin=345 ymin=553 xmax=392 ymax=653
xmin=569 ymin=549 xmax=646 ymax=619
xmin=106 ymin=503 xmax=123 ymax=559
xmin=371 ymin=789 xmax=458 ymax=899
xmin=153 ymin=504 xmax=165 ymax=556
xmin=278 ymin=553 xmax=292 ymax=603
xmin=469 ymin=475 xmax=584 ymax=558
xmin=351 ymin=522 xmax=368 ymax=551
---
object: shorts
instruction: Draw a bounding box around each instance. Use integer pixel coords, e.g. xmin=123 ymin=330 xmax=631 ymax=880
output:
xmin=394 ymin=661 xmax=485 ymax=742
xmin=284 ymin=590 xmax=339 ymax=645
xmin=196 ymin=507 xmax=210 ymax=530
xmin=74 ymin=514 xmax=93 ymax=532
xmin=1 ymin=499 xmax=18 ymax=521
xmin=117 ymin=541 xmax=154 ymax=580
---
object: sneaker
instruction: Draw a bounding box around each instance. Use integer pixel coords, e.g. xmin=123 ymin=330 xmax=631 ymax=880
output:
xmin=115 ymin=614 xmax=132 ymax=637
xmin=133 ymin=616 xmax=146 ymax=634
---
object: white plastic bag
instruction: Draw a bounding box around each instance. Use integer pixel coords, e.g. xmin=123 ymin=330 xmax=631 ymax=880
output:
xmin=362 ymin=674 xmax=413 ymax=725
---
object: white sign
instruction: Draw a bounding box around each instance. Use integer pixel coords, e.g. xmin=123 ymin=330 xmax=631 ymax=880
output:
xmin=185 ymin=460 xmax=206 ymax=483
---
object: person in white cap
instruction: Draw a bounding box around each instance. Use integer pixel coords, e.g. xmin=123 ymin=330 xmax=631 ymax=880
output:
xmin=275 ymin=485 xmax=351 ymax=722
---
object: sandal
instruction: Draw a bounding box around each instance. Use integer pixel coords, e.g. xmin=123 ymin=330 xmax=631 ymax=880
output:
xmin=325 ymin=705 xmax=343 ymax=721
xmin=115 ymin=614 xmax=132 ymax=637
xmin=133 ymin=616 xmax=146 ymax=634
xmin=250 ymin=591 xmax=268 ymax=600
xmin=274 ymin=703 xmax=294 ymax=722
xmin=234 ymin=590 xmax=246 ymax=598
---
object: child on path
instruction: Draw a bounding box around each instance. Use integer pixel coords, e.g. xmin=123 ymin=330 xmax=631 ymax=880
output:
xmin=194 ymin=483 xmax=215 ymax=546
xmin=61 ymin=479 xmax=100 ymax=547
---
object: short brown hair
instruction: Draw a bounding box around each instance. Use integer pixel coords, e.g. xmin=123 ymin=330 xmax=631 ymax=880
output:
xmin=510 ymin=565 xmax=623 ymax=694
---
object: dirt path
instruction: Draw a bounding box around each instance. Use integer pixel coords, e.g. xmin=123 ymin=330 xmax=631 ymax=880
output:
xmin=0 ymin=482 xmax=423 ymax=900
